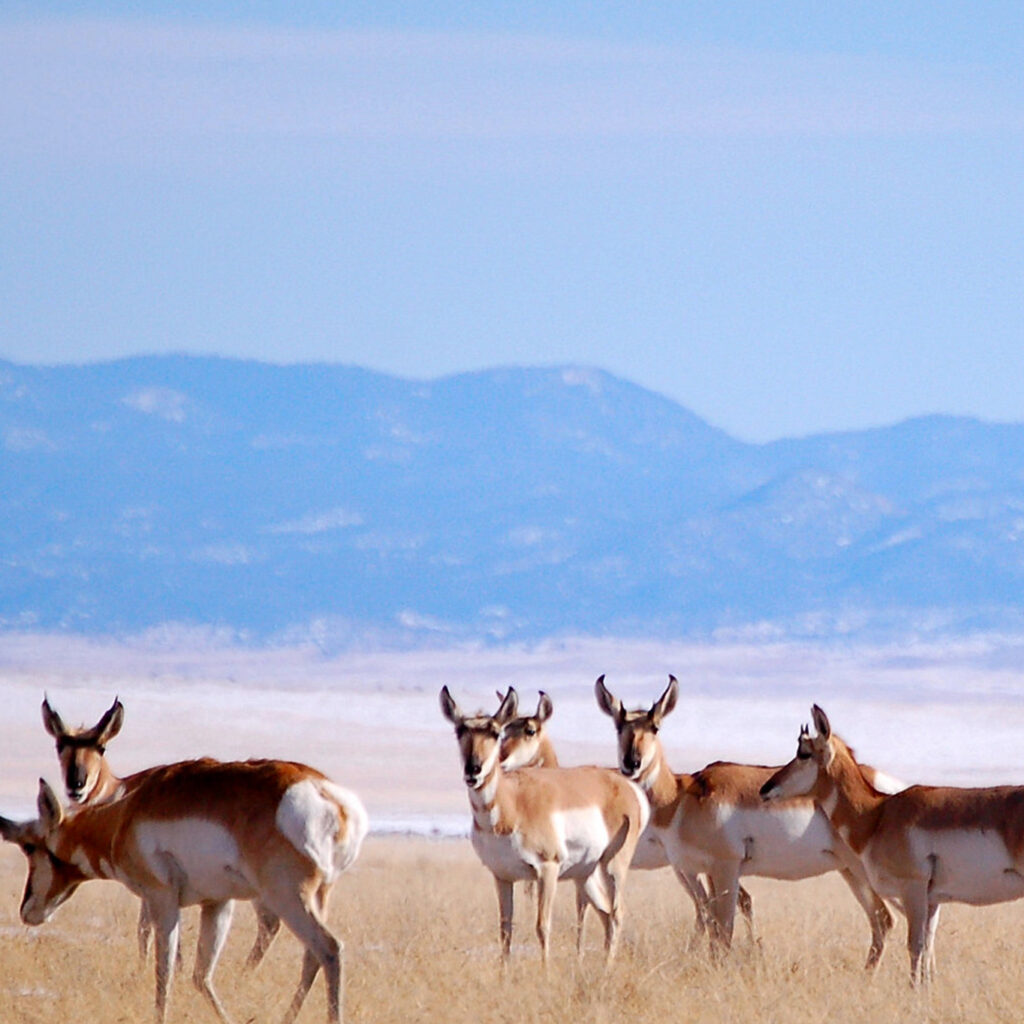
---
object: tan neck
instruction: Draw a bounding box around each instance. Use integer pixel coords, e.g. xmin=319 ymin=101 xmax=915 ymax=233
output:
xmin=533 ymin=736 xmax=559 ymax=768
xmin=90 ymin=760 xmax=126 ymax=803
xmin=821 ymin=743 xmax=887 ymax=853
xmin=638 ymin=743 xmax=682 ymax=812
xmin=54 ymin=801 xmax=123 ymax=879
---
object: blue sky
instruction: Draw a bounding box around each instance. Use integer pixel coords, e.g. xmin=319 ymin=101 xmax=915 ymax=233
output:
xmin=2 ymin=2 xmax=1022 ymax=441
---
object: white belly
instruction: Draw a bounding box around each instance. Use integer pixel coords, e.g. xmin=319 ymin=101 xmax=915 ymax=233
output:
xmin=471 ymin=828 xmax=537 ymax=882
xmin=904 ymin=828 xmax=1024 ymax=906
xmin=470 ymin=807 xmax=612 ymax=882
xmin=134 ymin=818 xmax=255 ymax=904
xmin=631 ymin=825 xmax=670 ymax=870
xmin=667 ymin=804 xmax=838 ymax=880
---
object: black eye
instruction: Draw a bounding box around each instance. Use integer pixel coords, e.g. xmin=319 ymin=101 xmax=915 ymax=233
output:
xmin=525 ymin=725 xmax=536 ymax=737
xmin=455 ymin=726 xmax=467 ymax=738
xmin=22 ymin=843 xmax=36 ymax=855
xmin=650 ymin=725 xmax=659 ymax=735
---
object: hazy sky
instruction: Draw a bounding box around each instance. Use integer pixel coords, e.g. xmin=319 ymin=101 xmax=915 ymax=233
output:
xmin=2 ymin=2 xmax=1022 ymax=441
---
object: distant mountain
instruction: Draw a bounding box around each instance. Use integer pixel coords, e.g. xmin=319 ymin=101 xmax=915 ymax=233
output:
xmin=3 ymin=356 xmax=1023 ymax=645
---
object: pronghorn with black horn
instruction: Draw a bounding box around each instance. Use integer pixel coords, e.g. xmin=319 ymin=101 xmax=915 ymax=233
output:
xmin=0 ymin=758 xmax=367 ymax=1024
xmin=497 ymin=686 xmax=757 ymax=949
xmin=41 ymin=696 xmax=281 ymax=968
xmin=440 ymin=685 xmax=649 ymax=964
xmin=761 ymin=704 xmax=1024 ymax=984
xmin=596 ymin=675 xmax=899 ymax=967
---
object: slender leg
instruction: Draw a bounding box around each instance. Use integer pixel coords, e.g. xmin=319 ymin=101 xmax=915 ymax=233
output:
xmin=736 ymin=885 xmax=757 ymax=945
xmin=573 ymin=880 xmax=588 ymax=958
xmin=672 ymin=868 xmax=711 ymax=949
xmin=495 ymin=878 xmax=514 ymax=960
xmin=150 ymin=900 xmax=182 ymax=1024
xmin=707 ymin=864 xmax=741 ymax=955
xmin=598 ymin=862 xmax=625 ymax=963
xmin=902 ymin=883 xmax=931 ymax=985
xmin=835 ymin=865 xmax=894 ymax=970
xmin=580 ymin=869 xmax=613 ymax=961
xmin=535 ymin=863 xmax=559 ymax=965
xmin=193 ymin=902 xmax=236 ymax=1024
xmin=245 ymin=901 xmax=282 ymax=969
xmin=138 ymin=899 xmax=154 ymax=961
xmin=269 ymin=895 xmax=343 ymax=1024
xmin=923 ymin=904 xmax=941 ymax=982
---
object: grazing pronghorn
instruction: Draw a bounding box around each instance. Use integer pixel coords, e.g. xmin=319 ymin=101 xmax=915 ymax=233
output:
xmin=439 ymin=685 xmax=649 ymax=963
xmin=0 ymin=759 xmax=368 ymax=1024
xmin=595 ymin=675 xmax=897 ymax=967
xmin=761 ymin=705 xmax=1024 ymax=984
xmin=497 ymin=687 xmax=756 ymax=948
xmin=41 ymin=696 xmax=281 ymax=968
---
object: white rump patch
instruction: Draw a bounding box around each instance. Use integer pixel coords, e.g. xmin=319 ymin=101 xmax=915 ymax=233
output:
xmin=320 ymin=781 xmax=369 ymax=874
xmin=277 ymin=780 xmax=354 ymax=881
xmin=868 ymin=769 xmax=906 ymax=795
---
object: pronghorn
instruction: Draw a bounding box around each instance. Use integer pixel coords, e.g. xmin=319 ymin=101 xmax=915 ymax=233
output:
xmin=498 ymin=687 xmax=757 ymax=949
xmin=760 ymin=704 xmax=1024 ymax=984
xmin=439 ymin=685 xmax=650 ymax=963
xmin=497 ymin=690 xmax=559 ymax=770
xmin=0 ymin=759 xmax=368 ymax=1024
xmin=41 ymin=696 xmax=280 ymax=969
xmin=595 ymin=675 xmax=897 ymax=967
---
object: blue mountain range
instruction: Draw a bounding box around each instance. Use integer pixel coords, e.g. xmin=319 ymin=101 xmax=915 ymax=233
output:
xmin=3 ymin=356 xmax=1022 ymax=644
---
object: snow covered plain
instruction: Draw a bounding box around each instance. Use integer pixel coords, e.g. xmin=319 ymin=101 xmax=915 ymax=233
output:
xmin=1 ymin=632 xmax=1023 ymax=830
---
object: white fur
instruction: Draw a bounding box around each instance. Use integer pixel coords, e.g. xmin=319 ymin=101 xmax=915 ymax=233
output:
xmin=471 ymin=825 xmax=538 ymax=882
xmin=276 ymin=780 xmax=341 ymax=881
xmin=899 ymin=827 xmax=1024 ymax=906
xmin=320 ymin=780 xmax=369 ymax=875
xmin=134 ymin=818 xmax=250 ymax=904
xmin=552 ymin=807 xmax=611 ymax=879
xmin=866 ymin=769 xmax=906 ymax=795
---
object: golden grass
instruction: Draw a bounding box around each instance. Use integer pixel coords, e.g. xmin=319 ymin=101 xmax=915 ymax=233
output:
xmin=2 ymin=837 xmax=1024 ymax=1024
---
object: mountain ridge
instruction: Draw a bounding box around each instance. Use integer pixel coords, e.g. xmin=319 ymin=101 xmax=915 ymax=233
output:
xmin=3 ymin=356 xmax=1022 ymax=645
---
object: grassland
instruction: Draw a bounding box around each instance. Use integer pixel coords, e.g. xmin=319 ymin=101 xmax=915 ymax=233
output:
xmin=2 ymin=836 xmax=1024 ymax=1024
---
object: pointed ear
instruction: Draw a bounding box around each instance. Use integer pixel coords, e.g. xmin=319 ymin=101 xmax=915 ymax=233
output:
xmin=91 ymin=698 xmax=124 ymax=746
xmin=495 ymin=687 xmax=518 ymax=725
xmin=41 ymin=695 xmax=67 ymax=739
xmin=594 ymin=675 xmax=623 ymax=722
xmin=651 ymin=675 xmax=679 ymax=726
xmin=439 ymin=686 xmax=461 ymax=725
xmin=536 ymin=692 xmax=553 ymax=723
xmin=37 ymin=779 xmax=64 ymax=834
xmin=811 ymin=704 xmax=831 ymax=741
xmin=0 ymin=815 xmax=26 ymax=844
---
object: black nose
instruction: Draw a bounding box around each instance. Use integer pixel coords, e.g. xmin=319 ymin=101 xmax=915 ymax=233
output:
xmin=623 ymin=755 xmax=640 ymax=774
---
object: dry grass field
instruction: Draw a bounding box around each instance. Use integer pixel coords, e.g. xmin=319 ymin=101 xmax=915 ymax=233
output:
xmin=3 ymin=836 xmax=1024 ymax=1024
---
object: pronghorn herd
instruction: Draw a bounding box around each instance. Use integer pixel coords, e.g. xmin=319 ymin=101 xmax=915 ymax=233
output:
xmin=1 ymin=676 xmax=1023 ymax=1022
xmin=2 ymin=697 xmax=368 ymax=1024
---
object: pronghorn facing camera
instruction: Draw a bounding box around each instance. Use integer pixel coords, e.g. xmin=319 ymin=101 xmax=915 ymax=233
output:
xmin=761 ymin=705 xmax=1024 ymax=984
xmin=42 ymin=694 xmax=125 ymax=804
xmin=498 ymin=689 xmax=558 ymax=770
xmin=498 ymin=686 xmax=756 ymax=950
xmin=595 ymin=675 xmax=895 ymax=967
xmin=439 ymin=685 xmax=649 ymax=964
xmin=0 ymin=759 xmax=368 ymax=1024
xmin=41 ymin=696 xmax=281 ymax=969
